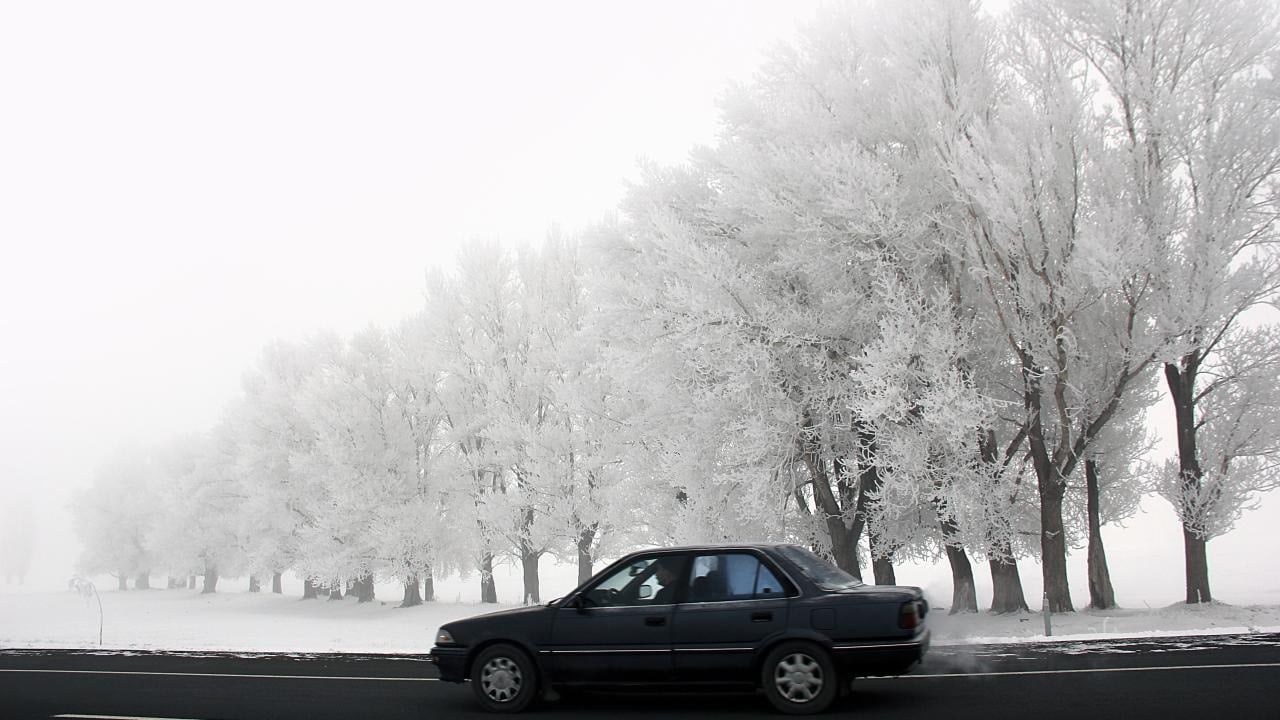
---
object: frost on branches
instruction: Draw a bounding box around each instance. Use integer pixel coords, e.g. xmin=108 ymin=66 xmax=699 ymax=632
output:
xmin=72 ymin=0 xmax=1280 ymax=615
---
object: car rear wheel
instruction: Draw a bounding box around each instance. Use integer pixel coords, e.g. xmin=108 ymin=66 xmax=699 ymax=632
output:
xmin=471 ymin=643 xmax=537 ymax=713
xmin=761 ymin=641 xmax=838 ymax=715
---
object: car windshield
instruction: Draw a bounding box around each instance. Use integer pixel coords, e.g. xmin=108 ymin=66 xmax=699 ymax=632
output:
xmin=776 ymin=545 xmax=864 ymax=590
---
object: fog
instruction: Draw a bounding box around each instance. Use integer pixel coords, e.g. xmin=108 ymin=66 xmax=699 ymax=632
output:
xmin=0 ymin=0 xmax=1275 ymax=610
xmin=0 ymin=0 xmax=824 ymax=587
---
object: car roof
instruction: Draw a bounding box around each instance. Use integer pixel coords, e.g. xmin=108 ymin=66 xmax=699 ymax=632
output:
xmin=626 ymin=542 xmax=798 ymax=555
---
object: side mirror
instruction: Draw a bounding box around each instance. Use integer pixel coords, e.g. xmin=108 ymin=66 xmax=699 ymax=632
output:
xmin=638 ymin=584 xmax=653 ymax=599
xmin=570 ymin=595 xmax=588 ymax=614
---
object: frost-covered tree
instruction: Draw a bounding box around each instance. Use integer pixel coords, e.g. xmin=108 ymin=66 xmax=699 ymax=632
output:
xmin=1030 ymin=0 xmax=1280 ymax=603
xmin=601 ymin=2 xmax=997 ymax=617
xmin=421 ymin=242 xmax=523 ymax=603
xmin=427 ymin=236 xmax=614 ymax=604
xmin=150 ymin=426 xmax=248 ymax=594
xmin=487 ymin=242 xmax=575 ymax=605
xmin=73 ymin=446 xmax=162 ymax=590
xmin=1070 ymin=390 xmax=1157 ymax=609
xmin=292 ymin=328 xmax=402 ymax=602
xmin=290 ymin=325 xmax=456 ymax=604
xmin=858 ymin=0 xmax=1023 ymax=612
xmin=1156 ymin=324 xmax=1280 ymax=576
xmin=236 ymin=335 xmax=339 ymax=597
xmin=510 ymin=235 xmax=641 ymax=586
xmin=78 ymin=0 xmax=1280 ymax=615
xmin=385 ymin=319 xmax=456 ymax=605
xmin=941 ymin=1 xmax=1168 ymax=612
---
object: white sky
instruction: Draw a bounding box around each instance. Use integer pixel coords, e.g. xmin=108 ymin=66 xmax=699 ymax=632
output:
xmin=0 ymin=0 xmax=829 ymax=585
xmin=0 ymin=0 xmax=1274 ymax=606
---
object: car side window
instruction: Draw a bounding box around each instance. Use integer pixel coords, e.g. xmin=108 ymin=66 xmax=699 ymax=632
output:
xmin=581 ymin=555 xmax=684 ymax=608
xmin=686 ymin=553 xmax=785 ymax=602
xmin=754 ymin=562 xmax=784 ymax=597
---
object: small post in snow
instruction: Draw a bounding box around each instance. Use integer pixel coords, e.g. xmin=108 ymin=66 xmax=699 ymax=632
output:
xmin=70 ymin=575 xmax=103 ymax=647
xmin=1042 ymin=590 xmax=1052 ymax=637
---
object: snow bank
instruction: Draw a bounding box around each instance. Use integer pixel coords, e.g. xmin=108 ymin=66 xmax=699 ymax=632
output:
xmin=927 ymin=601 xmax=1280 ymax=645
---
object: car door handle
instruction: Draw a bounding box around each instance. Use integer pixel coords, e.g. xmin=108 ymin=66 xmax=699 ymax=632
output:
xmin=751 ymin=611 xmax=773 ymax=623
xmin=644 ymin=616 xmax=667 ymax=627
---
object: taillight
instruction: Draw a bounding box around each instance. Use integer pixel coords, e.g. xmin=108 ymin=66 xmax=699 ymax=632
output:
xmin=898 ymin=601 xmax=921 ymax=629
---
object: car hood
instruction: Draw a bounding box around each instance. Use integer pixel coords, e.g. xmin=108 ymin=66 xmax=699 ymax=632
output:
xmin=439 ymin=603 xmax=553 ymax=644
xmin=456 ymin=604 xmax=551 ymax=624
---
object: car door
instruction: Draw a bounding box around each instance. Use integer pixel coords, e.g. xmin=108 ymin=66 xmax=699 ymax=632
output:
xmin=670 ymin=551 xmax=792 ymax=683
xmin=546 ymin=554 xmax=687 ymax=684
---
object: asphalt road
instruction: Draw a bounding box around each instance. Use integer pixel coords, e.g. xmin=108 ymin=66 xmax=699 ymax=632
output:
xmin=2 ymin=633 xmax=1278 ymax=720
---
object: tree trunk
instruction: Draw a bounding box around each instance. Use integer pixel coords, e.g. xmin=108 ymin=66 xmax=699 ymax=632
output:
xmin=847 ymin=426 xmax=884 ymax=582
xmin=1023 ymin=351 xmax=1073 ymax=613
xmin=248 ymin=575 xmax=261 ymax=593
xmin=988 ymin=556 xmax=1029 ymax=613
xmin=792 ymin=487 xmax=812 ymax=516
xmin=187 ymin=575 xmax=196 ymax=590
xmin=513 ymin=475 xmax=542 ymax=606
xmin=401 ymin=575 xmax=422 ymax=607
xmin=352 ymin=574 xmax=375 ymax=603
xmin=135 ymin=572 xmax=150 ymax=590
xmin=986 ymin=525 xmax=1028 ymax=614
xmin=1085 ymin=459 xmax=1117 ymax=609
xmin=272 ymin=572 xmax=283 ymax=594
xmin=167 ymin=576 xmax=180 ymax=589
xmin=480 ymin=554 xmax=498 ymax=604
xmin=328 ymin=583 xmax=344 ymax=600
xmin=116 ymin=574 xmax=128 ymax=591
xmin=871 ymin=557 xmax=896 ymax=585
xmin=942 ymin=543 xmax=978 ymax=614
xmin=978 ymin=429 xmax=1030 ymax=614
xmin=1165 ymin=360 xmax=1212 ymax=604
xmin=823 ymin=511 xmax=859 ymax=578
xmin=937 ymin=503 xmax=977 ymax=612
xmin=1036 ymin=478 xmax=1072 ymax=612
xmin=302 ymin=577 xmax=321 ymax=600
xmin=799 ymin=410 xmax=862 ymax=577
xmin=798 ymin=461 xmax=860 ymax=573
xmin=868 ymin=526 xmax=896 ymax=585
xmin=1183 ymin=529 xmax=1211 ymax=604
xmin=201 ymin=567 xmax=218 ymax=594
xmin=423 ymin=565 xmax=435 ymax=602
xmin=521 ymin=549 xmax=541 ymax=605
xmin=576 ymin=524 xmax=597 ymax=585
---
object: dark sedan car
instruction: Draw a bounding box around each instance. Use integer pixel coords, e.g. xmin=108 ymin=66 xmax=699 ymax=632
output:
xmin=430 ymin=543 xmax=929 ymax=714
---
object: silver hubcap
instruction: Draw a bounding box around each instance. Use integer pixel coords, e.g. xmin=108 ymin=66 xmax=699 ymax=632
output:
xmin=774 ymin=652 xmax=823 ymax=703
xmin=480 ymin=656 xmax=523 ymax=702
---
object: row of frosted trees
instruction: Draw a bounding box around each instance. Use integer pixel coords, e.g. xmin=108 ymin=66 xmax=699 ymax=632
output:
xmin=75 ymin=0 xmax=1280 ymax=611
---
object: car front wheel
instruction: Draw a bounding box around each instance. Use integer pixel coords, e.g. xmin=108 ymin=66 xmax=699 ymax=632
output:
xmin=471 ymin=643 xmax=538 ymax=713
xmin=761 ymin=641 xmax=838 ymax=715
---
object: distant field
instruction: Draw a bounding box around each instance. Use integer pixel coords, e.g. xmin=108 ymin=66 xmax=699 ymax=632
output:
xmin=2 ymin=581 xmax=1277 ymax=654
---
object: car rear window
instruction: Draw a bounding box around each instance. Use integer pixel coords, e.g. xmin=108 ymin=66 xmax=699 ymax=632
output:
xmin=776 ymin=545 xmax=864 ymax=590
xmin=687 ymin=553 xmax=789 ymax=601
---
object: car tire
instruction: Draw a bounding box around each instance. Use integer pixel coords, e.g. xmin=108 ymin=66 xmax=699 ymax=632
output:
xmin=470 ymin=643 xmax=538 ymax=713
xmin=761 ymin=641 xmax=838 ymax=715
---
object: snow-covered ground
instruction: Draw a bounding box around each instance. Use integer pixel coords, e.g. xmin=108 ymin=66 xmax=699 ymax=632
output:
xmin=3 ymin=579 xmax=1277 ymax=654
xmin=5 ymin=498 xmax=1279 ymax=654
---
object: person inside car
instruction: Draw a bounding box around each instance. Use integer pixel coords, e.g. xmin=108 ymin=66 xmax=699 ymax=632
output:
xmin=650 ymin=559 xmax=679 ymax=604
